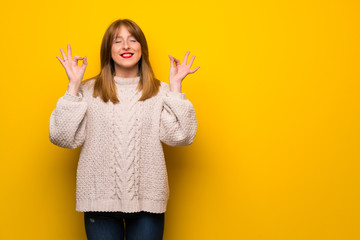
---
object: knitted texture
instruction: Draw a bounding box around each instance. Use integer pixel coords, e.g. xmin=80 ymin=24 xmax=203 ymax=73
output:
xmin=49 ymin=76 xmax=197 ymax=213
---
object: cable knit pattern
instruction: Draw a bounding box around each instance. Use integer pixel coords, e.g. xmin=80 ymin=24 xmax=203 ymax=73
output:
xmin=49 ymin=76 xmax=197 ymax=213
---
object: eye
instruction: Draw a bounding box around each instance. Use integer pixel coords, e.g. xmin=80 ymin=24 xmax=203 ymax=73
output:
xmin=130 ymin=39 xmax=137 ymax=42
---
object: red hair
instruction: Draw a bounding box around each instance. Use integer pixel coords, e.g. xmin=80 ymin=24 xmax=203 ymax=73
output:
xmin=83 ymin=18 xmax=160 ymax=103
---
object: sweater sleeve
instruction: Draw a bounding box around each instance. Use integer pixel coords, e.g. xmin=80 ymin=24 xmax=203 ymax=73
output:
xmin=159 ymin=83 xmax=198 ymax=146
xmin=49 ymin=88 xmax=87 ymax=149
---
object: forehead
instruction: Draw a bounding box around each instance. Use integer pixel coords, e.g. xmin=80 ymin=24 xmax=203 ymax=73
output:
xmin=114 ymin=25 xmax=133 ymax=37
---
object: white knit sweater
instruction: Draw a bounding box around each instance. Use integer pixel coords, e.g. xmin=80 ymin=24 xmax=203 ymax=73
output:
xmin=49 ymin=76 xmax=197 ymax=213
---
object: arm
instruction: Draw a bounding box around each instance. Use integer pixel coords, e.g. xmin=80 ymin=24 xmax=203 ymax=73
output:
xmin=160 ymin=83 xmax=197 ymax=146
xmin=160 ymin=51 xmax=199 ymax=146
xmin=49 ymin=89 xmax=87 ymax=149
xmin=50 ymin=43 xmax=88 ymax=149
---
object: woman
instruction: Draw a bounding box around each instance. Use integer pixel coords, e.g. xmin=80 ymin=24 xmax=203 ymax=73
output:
xmin=49 ymin=18 xmax=198 ymax=240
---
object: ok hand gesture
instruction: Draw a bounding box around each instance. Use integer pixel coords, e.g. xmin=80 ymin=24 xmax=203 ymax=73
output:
xmin=168 ymin=51 xmax=200 ymax=93
xmin=56 ymin=43 xmax=87 ymax=88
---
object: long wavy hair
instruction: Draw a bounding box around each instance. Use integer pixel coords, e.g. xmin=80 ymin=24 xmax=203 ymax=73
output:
xmin=83 ymin=19 xmax=160 ymax=103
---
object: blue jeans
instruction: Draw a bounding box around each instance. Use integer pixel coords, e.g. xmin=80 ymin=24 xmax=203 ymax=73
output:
xmin=84 ymin=211 xmax=165 ymax=240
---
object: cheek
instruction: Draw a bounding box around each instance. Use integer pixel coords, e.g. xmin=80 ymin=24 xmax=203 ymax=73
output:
xmin=111 ymin=46 xmax=119 ymax=56
xmin=111 ymin=48 xmax=116 ymax=58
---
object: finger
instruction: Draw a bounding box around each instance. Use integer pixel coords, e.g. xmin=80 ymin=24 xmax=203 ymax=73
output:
xmin=174 ymin=58 xmax=181 ymax=66
xmin=188 ymin=55 xmax=196 ymax=66
xmin=74 ymin=55 xmax=87 ymax=67
xmin=67 ymin=43 xmax=72 ymax=60
xmin=83 ymin=56 xmax=88 ymax=65
xmin=74 ymin=55 xmax=85 ymax=61
xmin=168 ymin=55 xmax=175 ymax=67
xmin=189 ymin=66 xmax=200 ymax=74
xmin=182 ymin=51 xmax=190 ymax=65
xmin=56 ymin=56 xmax=66 ymax=68
xmin=60 ymin=48 xmax=67 ymax=61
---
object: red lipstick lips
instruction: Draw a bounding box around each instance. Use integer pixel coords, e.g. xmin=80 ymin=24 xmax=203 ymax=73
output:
xmin=120 ymin=52 xmax=134 ymax=58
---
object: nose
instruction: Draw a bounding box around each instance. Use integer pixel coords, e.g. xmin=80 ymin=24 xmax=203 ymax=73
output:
xmin=122 ymin=40 xmax=130 ymax=50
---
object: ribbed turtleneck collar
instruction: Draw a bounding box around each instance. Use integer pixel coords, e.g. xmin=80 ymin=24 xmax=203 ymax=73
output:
xmin=114 ymin=75 xmax=140 ymax=85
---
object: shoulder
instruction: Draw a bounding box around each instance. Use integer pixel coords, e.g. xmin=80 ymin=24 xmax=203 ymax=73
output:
xmin=79 ymin=78 xmax=96 ymax=93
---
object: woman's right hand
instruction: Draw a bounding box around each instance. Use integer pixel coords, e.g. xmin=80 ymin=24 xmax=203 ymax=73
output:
xmin=56 ymin=43 xmax=87 ymax=96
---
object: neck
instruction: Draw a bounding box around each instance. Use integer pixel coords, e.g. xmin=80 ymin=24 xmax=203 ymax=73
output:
xmin=114 ymin=75 xmax=140 ymax=85
xmin=114 ymin=65 xmax=139 ymax=78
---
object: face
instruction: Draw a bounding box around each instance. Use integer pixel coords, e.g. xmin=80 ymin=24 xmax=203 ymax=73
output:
xmin=111 ymin=25 xmax=142 ymax=76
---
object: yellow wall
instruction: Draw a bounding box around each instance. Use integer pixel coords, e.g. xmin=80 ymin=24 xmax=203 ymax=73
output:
xmin=1 ymin=0 xmax=359 ymax=239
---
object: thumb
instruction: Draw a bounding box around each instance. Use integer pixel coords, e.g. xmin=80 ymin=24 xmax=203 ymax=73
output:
xmin=83 ymin=56 xmax=88 ymax=65
xmin=168 ymin=55 xmax=174 ymax=67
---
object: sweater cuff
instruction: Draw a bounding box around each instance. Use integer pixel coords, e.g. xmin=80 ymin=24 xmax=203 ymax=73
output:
xmin=166 ymin=91 xmax=186 ymax=100
xmin=63 ymin=90 xmax=83 ymax=102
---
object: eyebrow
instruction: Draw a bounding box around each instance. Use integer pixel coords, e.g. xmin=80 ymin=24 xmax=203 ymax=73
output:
xmin=114 ymin=35 xmax=135 ymax=38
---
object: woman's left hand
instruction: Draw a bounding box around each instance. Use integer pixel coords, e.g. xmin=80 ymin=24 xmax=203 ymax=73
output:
xmin=168 ymin=51 xmax=200 ymax=93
